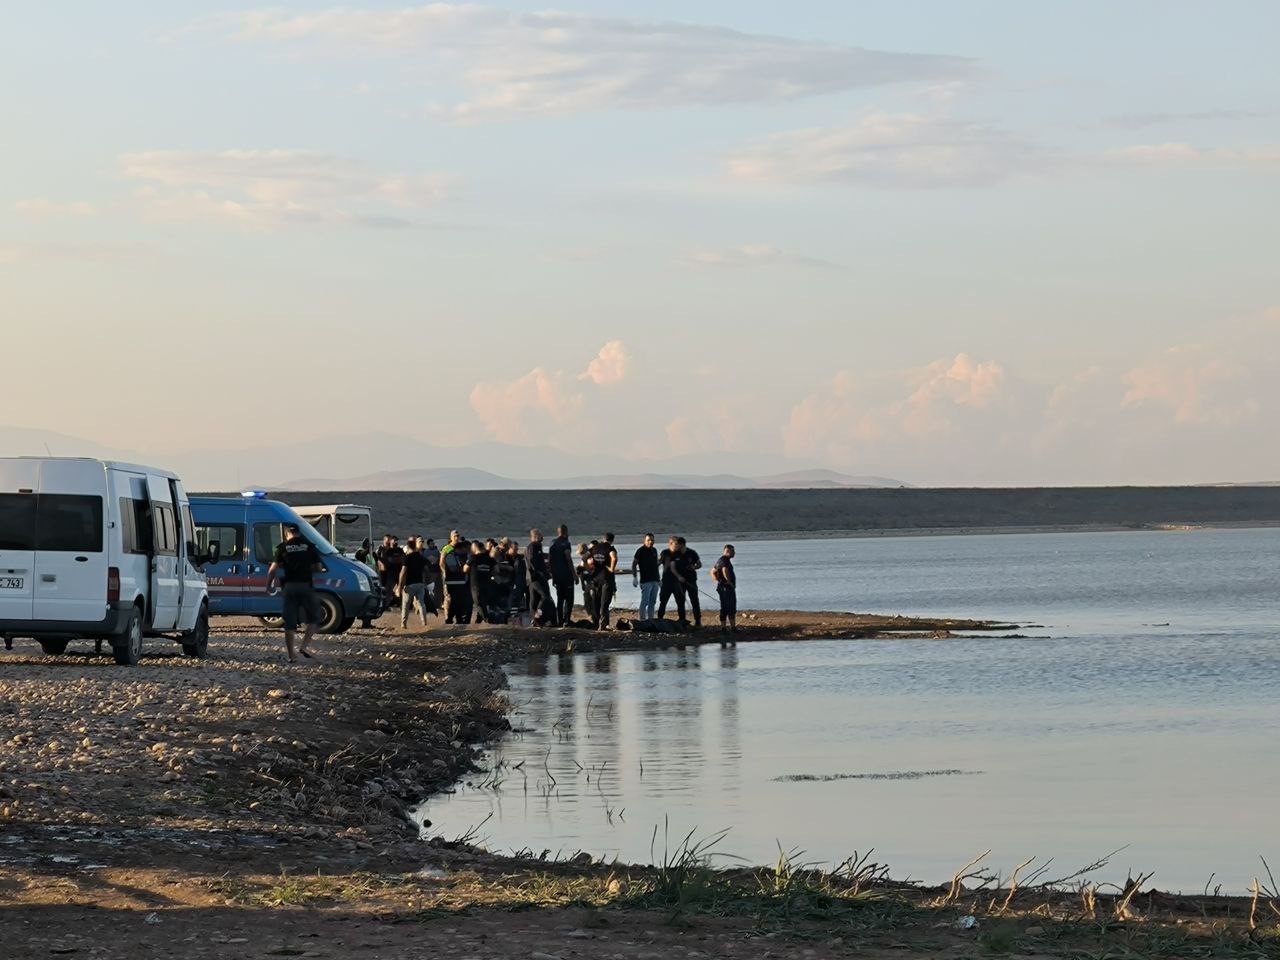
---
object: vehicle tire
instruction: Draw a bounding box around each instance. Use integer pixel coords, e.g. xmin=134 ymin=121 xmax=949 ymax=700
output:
xmin=258 ymin=615 xmax=284 ymax=628
xmin=337 ymin=616 xmax=355 ymax=634
xmin=112 ymin=608 xmax=143 ymax=666
xmin=39 ymin=638 xmax=69 ymax=656
xmin=182 ymin=604 xmax=210 ymax=658
xmin=316 ymin=593 xmax=344 ymax=634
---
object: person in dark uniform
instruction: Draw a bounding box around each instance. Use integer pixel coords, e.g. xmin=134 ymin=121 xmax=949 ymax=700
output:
xmin=657 ymin=536 xmax=686 ymax=624
xmin=590 ymin=534 xmax=619 ymax=630
xmin=377 ymin=534 xmax=404 ymax=606
xmin=468 ymin=539 xmax=495 ymax=623
xmin=675 ymin=536 xmax=702 ymax=628
xmin=577 ymin=541 xmax=598 ymax=628
xmin=711 ymin=544 xmax=737 ymax=636
xmin=526 ymin=529 xmax=555 ymax=627
xmin=631 ymin=532 xmax=660 ymax=621
xmin=508 ymin=540 xmax=528 ymax=622
xmin=267 ymin=523 xmax=324 ymax=663
xmin=491 ymin=538 xmax=516 ymax=622
xmin=440 ymin=530 xmax=470 ymax=624
xmin=354 ymin=538 xmax=376 ymax=628
xmin=548 ymin=524 xmax=576 ymax=627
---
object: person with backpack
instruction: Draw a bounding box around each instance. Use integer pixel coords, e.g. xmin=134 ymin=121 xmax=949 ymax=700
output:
xmin=710 ymin=544 xmax=737 ymax=636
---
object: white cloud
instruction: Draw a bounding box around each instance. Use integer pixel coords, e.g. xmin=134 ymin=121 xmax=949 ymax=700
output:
xmin=1108 ymin=142 xmax=1280 ymax=168
xmin=726 ymin=111 xmax=1044 ymax=188
xmin=687 ymin=244 xmax=838 ymax=269
xmin=118 ymin=150 xmax=455 ymax=229
xmin=15 ymin=199 xmax=95 ymax=218
xmin=470 ymin=340 xmax=632 ymax=442
xmin=211 ymin=5 xmax=972 ymax=121
xmin=579 ymin=340 xmax=630 ymax=385
xmin=1122 ymin=345 xmax=1258 ymax=425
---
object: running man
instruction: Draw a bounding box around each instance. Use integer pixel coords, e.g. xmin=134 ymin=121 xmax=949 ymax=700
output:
xmin=267 ymin=523 xmax=324 ymax=663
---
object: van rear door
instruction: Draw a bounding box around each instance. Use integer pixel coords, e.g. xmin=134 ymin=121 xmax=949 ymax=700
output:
xmin=0 ymin=460 xmax=38 ymax=622
xmin=32 ymin=460 xmax=108 ymax=623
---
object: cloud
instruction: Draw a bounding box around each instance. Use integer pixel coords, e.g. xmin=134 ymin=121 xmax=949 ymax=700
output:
xmin=210 ymin=5 xmax=972 ymax=120
xmin=687 ymin=244 xmax=838 ymax=269
xmin=1122 ymin=345 xmax=1258 ymax=425
xmin=726 ymin=111 xmax=1045 ymax=188
xmin=15 ymin=199 xmax=95 ymax=218
xmin=470 ymin=340 xmax=631 ymax=442
xmin=1104 ymin=109 xmax=1271 ymax=130
xmin=1108 ymin=142 xmax=1280 ymax=168
xmin=579 ymin=340 xmax=629 ymax=385
xmin=118 ymin=150 xmax=454 ymax=229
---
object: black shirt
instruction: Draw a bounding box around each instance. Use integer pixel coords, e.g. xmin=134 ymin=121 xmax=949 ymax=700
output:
xmin=590 ymin=542 xmax=617 ymax=583
xmin=469 ymin=553 xmax=495 ymax=585
xmin=713 ymin=555 xmax=735 ymax=589
xmin=401 ymin=550 xmax=428 ymax=585
xmin=526 ymin=541 xmax=550 ymax=582
xmin=274 ymin=536 xmax=320 ymax=584
xmin=633 ymin=545 xmax=660 ymax=583
xmin=673 ymin=548 xmax=700 ymax=583
xmin=548 ymin=536 xmax=574 ymax=581
xmin=659 ymin=548 xmax=679 ymax=585
xmin=377 ymin=545 xmax=404 ymax=571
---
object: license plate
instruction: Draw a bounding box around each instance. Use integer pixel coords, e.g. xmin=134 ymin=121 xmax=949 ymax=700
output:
xmin=0 ymin=577 xmax=24 ymax=590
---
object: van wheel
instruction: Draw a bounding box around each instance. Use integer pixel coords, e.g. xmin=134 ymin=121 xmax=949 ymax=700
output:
xmin=182 ymin=604 xmax=210 ymax=658
xmin=258 ymin=616 xmax=284 ymax=628
xmin=39 ymin=638 xmax=69 ymax=656
xmin=112 ymin=609 xmax=143 ymax=665
xmin=316 ymin=594 xmax=344 ymax=634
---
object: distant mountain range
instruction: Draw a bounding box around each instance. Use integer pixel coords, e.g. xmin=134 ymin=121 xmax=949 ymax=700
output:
xmin=0 ymin=425 xmax=905 ymax=491
xmin=277 ymin=467 xmax=909 ymax=491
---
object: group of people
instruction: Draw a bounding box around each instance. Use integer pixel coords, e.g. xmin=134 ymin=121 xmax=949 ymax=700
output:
xmin=354 ymin=528 xmax=739 ymax=634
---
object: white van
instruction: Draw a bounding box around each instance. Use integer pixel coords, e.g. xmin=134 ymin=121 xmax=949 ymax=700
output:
xmin=0 ymin=458 xmax=212 ymax=664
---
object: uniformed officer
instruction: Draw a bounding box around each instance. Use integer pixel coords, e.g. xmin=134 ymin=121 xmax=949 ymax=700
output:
xmin=267 ymin=523 xmax=324 ymax=663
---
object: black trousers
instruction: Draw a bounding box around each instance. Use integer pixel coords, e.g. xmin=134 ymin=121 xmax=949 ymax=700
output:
xmin=553 ymin=577 xmax=575 ymax=626
xmin=529 ymin=577 xmax=554 ymax=625
xmin=470 ymin=580 xmax=489 ymax=623
xmin=685 ymin=580 xmax=701 ymax=626
xmin=595 ymin=577 xmax=616 ymax=628
xmin=446 ymin=582 xmax=472 ymax=623
xmin=581 ymin=580 xmax=598 ymax=627
xmin=718 ymin=584 xmax=737 ymax=621
xmin=658 ymin=579 xmax=686 ymax=621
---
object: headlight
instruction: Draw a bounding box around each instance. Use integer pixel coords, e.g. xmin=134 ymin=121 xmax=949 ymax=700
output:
xmin=357 ymin=572 xmax=372 ymax=592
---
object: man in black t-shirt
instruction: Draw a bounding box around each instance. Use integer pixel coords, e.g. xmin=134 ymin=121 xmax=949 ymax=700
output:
xmin=376 ymin=535 xmax=404 ymax=604
xmin=590 ymin=533 xmax=619 ymax=630
xmin=711 ymin=544 xmax=737 ymax=635
xmin=398 ymin=538 xmax=435 ymax=629
xmin=657 ymin=536 xmax=685 ymax=623
xmin=674 ymin=537 xmax=702 ymax=628
xmin=526 ymin=529 xmax=555 ymax=627
xmin=631 ymin=533 xmax=660 ymax=621
xmin=268 ymin=524 xmax=323 ymax=663
xmin=548 ymin=525 xmax=576 ymax=627
xmin=468 ymin=540 xmax=495 ymax=623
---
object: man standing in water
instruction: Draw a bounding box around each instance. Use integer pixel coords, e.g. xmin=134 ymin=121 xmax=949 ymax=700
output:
xmin=267 ymin=523 xmax=323 ymax=663
xmin=632 ymin=533 xmax=660 ymax=622
xmin=711 ymin=544 xmax=737 ymax=636
xmin=548 ymin=524 xmax=576 ymax=626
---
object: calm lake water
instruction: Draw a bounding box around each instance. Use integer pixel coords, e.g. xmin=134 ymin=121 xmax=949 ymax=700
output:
xmin=422 ymin=528 xmax=1280 ymax=893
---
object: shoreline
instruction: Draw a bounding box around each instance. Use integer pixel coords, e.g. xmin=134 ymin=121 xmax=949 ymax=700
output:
xmin=0 ymin=612 xmax=1268 ymax=958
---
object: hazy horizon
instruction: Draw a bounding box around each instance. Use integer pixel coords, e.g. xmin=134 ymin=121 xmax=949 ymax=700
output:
xmin=4 ymin=2 xmax=1279 ymax=486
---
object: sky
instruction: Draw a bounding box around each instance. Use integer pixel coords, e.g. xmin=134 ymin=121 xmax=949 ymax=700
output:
xmin=3 ymin=1 xmax=1279 ymax=485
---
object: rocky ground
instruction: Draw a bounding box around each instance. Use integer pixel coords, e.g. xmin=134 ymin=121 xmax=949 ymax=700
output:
xmin=0 ymin=611 xmax=1273 ymax=958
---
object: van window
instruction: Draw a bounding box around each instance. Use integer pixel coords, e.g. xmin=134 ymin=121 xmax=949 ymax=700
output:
xmin=152 ymin=505 xmax=177 ymax=557
xmin=198 ymin=524 xmax=244 ymax=562
xmin=0 ymin=493 xmax=36 ymax=550
xmin=253 ymin=523 xmax=283 ymax=564
xmin=122 ymin=499 xmax=154 ymax=554
xmin=308 ymin=515 xmax=332 ymax=542
xmin=35 ymin=495 xmax=104 ymax=552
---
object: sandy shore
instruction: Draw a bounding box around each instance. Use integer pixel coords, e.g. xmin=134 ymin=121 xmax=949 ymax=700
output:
xmin=0 ymin=612 xmax=1266 ymax=958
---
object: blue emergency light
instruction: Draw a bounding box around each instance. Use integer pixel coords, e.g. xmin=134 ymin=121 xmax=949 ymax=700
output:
xmin=240 ymin=490 xmax=269 ymax=499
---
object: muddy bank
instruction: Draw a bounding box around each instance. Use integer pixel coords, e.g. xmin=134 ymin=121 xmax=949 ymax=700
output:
xmin=0 ymin=613 xmax=1270 ymax=958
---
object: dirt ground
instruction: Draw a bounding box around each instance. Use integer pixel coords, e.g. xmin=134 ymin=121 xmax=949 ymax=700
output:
xmin=1 ymin=610 xmax=1274 ymax=958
